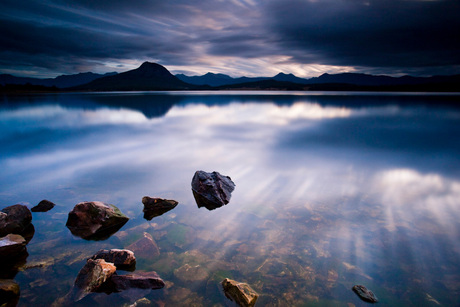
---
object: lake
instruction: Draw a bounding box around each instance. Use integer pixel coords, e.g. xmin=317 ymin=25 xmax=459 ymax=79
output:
xmin=1 ymin=91 xmax=460 ymax=306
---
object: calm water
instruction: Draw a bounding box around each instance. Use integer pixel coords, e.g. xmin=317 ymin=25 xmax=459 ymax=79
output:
xmin=1 ymin=91 xmax=460 ymax=306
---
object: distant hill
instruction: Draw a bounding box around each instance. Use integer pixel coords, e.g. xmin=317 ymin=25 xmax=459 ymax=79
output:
xmin=0 ymin=72 xmax=117 ymax=88
xmin=74 ymin=62 xmax=197 ymax=91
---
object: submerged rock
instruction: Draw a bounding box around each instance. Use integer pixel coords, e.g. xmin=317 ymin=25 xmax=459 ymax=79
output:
xmin=0 ymin=279 xmax=20 ymax=307
xmin=352 ymin=284 xmax=378 ymax=303
xmin=68 ymin=258 xmax=117 ymax=302
xmin=0 ymin=234 xmax=26 ymax=258
xmin=174 ymin=263 xmax=210 ymax=282
xmin=0 ymin=204 xmax=33 ymax=236
xmin=109 ymin=271 xmax=165 ymax=291
xmin=191 ymin=170 xmax=235 ymax=210
xmin=90 ymin=249 xmax=136 ymax=271
xmin=66 ymin=201 xmax=129 ymax=240
xmin=222 ymin=278 xmax=258 ymax=307
xmin=31 ymin=199 xmax=55 ymax=212
xmin=127 ymin=232 xmax=160 ymax=259
xmin=142 ymin=196 xmax=178 ymax=220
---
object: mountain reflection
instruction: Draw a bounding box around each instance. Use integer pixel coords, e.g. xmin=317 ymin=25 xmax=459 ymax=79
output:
xmin=1 ymin=92 xmax=460 ymax=306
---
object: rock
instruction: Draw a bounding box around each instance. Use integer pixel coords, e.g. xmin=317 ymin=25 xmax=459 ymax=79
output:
xmin=0 ymin=234 xmax=26 ymax=258
xmin=352 ymin=285 xmax=378 ymax=303
xmin=90 ymin=249 xmax=136 ymax=271
xmin=31 ymin=199 xmax=55 ymax=212
xmin=0 ymin=279 xmax=20 ymax=306
xmin=174 ymin=263 xmax=209 ymax=282
xmin=191 ymin=170 xmax=235 ymax=210
xmin=142 ymin=197 xmax=178 ymax=220
xmin=109 ymin=271 xmax=165 ymax=291
xmin=68 ymin=258 xmax=117 ymax=302
xmin=66 ymin=201 xmax=129 ymax=240
xmin=126 ymin=232 xmax=160 ymax=259
xmin=221 ymin=278 xmax=258 ymax=307
xmin=0 ymin=204 xmax=33 ymax=236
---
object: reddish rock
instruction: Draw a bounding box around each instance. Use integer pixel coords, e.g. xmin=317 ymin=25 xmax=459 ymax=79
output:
xmin=110 ymin=271 xmax=165 ymax=291
xmin=31 ymin=199 xmax=55 ymax=212
xmin=191 ymin=170 xmax=235 ymax=210
xmin=66 ymin=201 xmax=129 ymax=240
xmin=127 ymin=232 xmax=160 ymax=259
xmin=222 ymin=278 xmax=258 ymax=307
xmin=0 ymin=234 xmax=26 ymax=258
xmin=0 ymin=205 xmax=32 ymax=236
xmin=142 ymin=196 xmax=178 ymax=220
xmin=90 ymin=249 xmax=136 ymax=270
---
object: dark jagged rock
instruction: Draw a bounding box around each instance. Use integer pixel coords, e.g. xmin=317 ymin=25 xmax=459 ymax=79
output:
xmin=222 ymin=278 xmax=258 ymax=307
xmin=127 ymin=232 xmax=160 ymax=259
xmin=0 ymin=234 xmax=26 ymax=258
xmin=0 ymin=279 xmax=20 ymax=307
xmin=191 ymin=170 xmax=235 ymax=210
xmin=0 ymin=204 xmax=32 ymax=237
xmin=142 ymin=196 xmax=178 ymax=220
xmin=352 ymin=284 xmax=378 ymax=303
xmin=31 ymin=199 xmax=55 ymax=212
xmin=66 ymin=201 xmax=129 ymax=240
xmin=67 ymin=258 xmax=117 ymax=302
xmin=109 ymin=271 xmax=165 ymax=292
xmin=90 ymin=249 xmax=136 ymax=271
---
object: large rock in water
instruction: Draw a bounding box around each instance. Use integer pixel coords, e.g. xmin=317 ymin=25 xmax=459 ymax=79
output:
xmin=0 ymin=234 xmax=26 ymax=258
xmin=66 ymin=201 xmax=129 ymax=240
xmin=221 ymin=278 xmax=258 ymax=307
xmin=90 ymin=249 xmax=136 ymax=271
xmin=67 ymin=258 xmax=117 ymax=302
xmin=191 ymin=170 xmax=235 ymax=210
xmin=109 ymin=271 xmax=165 ymax=292
xmin=0 ymin=205 xmax=32 ymax=236
xmin=352 ymin=284 xmax=378 ymax=303
xmin=142 ymin=196 xmax=178 ymax=220
xmin=31 ymin=199 xmax=55 ymax=212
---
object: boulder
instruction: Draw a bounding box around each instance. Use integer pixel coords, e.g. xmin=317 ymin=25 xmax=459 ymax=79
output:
xmin=109 ymin=271 xmax=165 ymax=291
xmin=0 ymin=279 xmax=20 ymax=307
xmin=142 ymin=196 xmax=178 ymax=220
xmin=90 ymin=249 xmax=136 ymax=271
xmin=352 ymin=284 xmax=378 ymax=303
xmin=31 ymin=199 xmax=55 ymax=212
xmin=0 ymin=205 xmax=32 ymax=236
xmin=68 ymin=258 xmax=117 ymax=302
xmin=0 ymin=234 xmax=26 ymax=258
xmin=66 ymin=201 xmax=129 ymax=240
xmin=222 ymin=278 xmax=258 ymax=307
xmin=126 ymin=232 xmax=160 ymax=259
xmin=191 ymin=170 xmax=235 ymax=210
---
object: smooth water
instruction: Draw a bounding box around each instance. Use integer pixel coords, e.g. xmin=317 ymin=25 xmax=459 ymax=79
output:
xmin=1 ymin=91 xmax=460 ymax=306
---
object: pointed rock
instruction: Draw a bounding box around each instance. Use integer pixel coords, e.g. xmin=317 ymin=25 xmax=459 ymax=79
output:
xmin=142 ymin=197 xmax=178 ymax=220
xmin=222 ymin=278 xmax=258 ymax=307
xmin=191 ymin=170 xmax=235 ymax=210
xmin=127 ymin=232 xmax=160 ymax=259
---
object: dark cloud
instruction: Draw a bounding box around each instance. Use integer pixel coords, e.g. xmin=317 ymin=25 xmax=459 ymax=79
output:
xmin=0 ymin=0 xmax=459 ymax=77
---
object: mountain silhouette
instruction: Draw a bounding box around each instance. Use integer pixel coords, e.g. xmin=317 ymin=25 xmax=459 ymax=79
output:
xmin=75 ymin=62 xmax=197 ymax=91
xmin=0 ymin=72 xmax=117 ymax=88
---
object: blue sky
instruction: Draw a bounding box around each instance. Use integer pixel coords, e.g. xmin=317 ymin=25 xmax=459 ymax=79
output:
xmin=1 ymin=0 xmax=459 ymax=78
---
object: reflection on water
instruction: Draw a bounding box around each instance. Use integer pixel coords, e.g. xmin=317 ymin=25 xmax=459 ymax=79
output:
xmin=1 ymin=91 xmax=460 ymax=306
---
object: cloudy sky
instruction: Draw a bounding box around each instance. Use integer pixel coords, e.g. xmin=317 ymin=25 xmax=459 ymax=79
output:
xmin=1 ymin=0 xmax=459 ymax=78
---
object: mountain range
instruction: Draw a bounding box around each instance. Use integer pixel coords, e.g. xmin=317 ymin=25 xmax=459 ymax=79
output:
xmin=1 ymin=62 xmax=460 ymax=92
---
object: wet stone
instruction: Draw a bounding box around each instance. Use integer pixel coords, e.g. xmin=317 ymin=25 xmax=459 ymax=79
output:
xmin=0 ymin=233 xmax=26 ymax=258
xmin=222 ymin=278 xmax=259 ymax=307
xmin=0 ymin=279 xmax=20 ymax=306
xmin=126 ymin=232 xmax=160 ymax=259
xmin=90 ymin=249 xmax=136 ymax=271
xmin=109 ymin=271 xmax=165 ymax=291
xmin=66 ymin=201 xmax=129 ymax=240
xmin=174 ymin=263 xmax=210 ymax=282
xmin=0 ymin=204 xmax=33 ymax=237
xmin=352 ymin=285 xmax=378 ymax=303
xmin=142 ymin=196 xmax=178 ymax=220
xmin=191 ymin=170 xmax=235 ymax=210
xmin=31 ymin=200 xmax=56 ymax=212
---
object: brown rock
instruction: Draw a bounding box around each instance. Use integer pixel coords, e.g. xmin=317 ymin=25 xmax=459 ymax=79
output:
xmin=66 ymin=201 xmax=129 ymax=240
xmin=0 ymin=279 xmax=20 ymax=306
xmin=31 ymin=199 xmax=55 ymax=212
xmin=352 ymin=285 xmax=378 ymax=303
xmin=127 ymin=232 xmax=160 ymax=259
xmin=222 ymin=278 xmax=258 ymax=307
xmin=174 ymin=263 xmax=209 ymax=282
xmin=90 ymin=249 xmax=136 ymax=270
xmin=0 ymin=234 xmax=26 ymax=258
xmin=110 ymin=271 xmax=165 ymax=291
xmin=191 ymin=170 xmax=235 ymax=210
xmin=0 ymin=205 xmax=32 ymax=236
xmin=142 ymin=196 xmax=178 ymax=220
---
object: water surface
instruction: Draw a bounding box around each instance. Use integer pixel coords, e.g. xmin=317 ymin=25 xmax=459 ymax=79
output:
xmin=1 ymin=91 xmax=460 ymax=306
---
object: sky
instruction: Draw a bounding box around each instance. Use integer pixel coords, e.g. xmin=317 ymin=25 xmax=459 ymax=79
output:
xmin=1 ymin=0 xmax=459 ymax=78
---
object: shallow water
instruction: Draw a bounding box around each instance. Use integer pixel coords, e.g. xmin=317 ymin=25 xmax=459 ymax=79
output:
xmin=1 ymin=91 xmax=460 ymax=306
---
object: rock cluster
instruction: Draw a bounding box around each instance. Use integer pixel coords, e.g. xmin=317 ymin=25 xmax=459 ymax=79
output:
xmin=191 ymin=170 xmax=236 ymax=210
